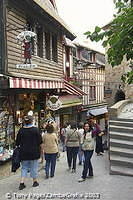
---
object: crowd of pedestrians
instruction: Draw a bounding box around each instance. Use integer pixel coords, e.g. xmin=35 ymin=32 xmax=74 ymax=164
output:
xmin=14 ymin=115 xmax=107 ymax=190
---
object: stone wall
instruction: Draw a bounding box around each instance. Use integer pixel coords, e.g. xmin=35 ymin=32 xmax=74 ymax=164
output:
xmin=105 ymin=54 xmax=132 ymax=107
xmin=109 ymin=99 xmax=133 ymax=119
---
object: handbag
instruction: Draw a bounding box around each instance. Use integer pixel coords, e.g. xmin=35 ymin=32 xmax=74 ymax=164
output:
xmin=11 ymin=146 xmax=21 ymax=172
xmin=57 ymin=152 xmax=60 ymax=158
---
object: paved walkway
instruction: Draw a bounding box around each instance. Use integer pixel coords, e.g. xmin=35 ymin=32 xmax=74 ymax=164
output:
xmin=0 ymin=151 xmax=132 ymax=200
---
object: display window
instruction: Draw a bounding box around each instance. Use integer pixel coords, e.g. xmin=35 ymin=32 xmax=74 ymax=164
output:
xmin=0 ymin=111 xmax=14 ymax=164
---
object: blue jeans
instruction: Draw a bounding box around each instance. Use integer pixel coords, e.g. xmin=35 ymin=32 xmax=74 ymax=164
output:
xmin=78 ymin=145 xmax=84 ymax=164
xmin=61 ymin=136 xmax=66 ymax=152
xmin=82 ymin=150 xmax=93 ymax=179
xmin=95 ymin=136 xmax=104 ymax=154
xmin=21 ymin=160 xmax=38 ymax=179
xmin=66 ymin=147 xmax=79 ymax=170
xmin=45 ymin=153 xmax=57 ymax=177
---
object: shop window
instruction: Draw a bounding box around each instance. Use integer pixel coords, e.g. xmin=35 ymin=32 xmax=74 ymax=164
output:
xmin=88 ymin=52 xmax=93 ymax=62
xmin=65 ymin=47 xmax=70 ymax=79
xmin=45 ymin=32 xmax=51 ymax=60
xmin=36 ymin=27 xmax=43 ymax=58
xmin=77 ymin=49 xmax=80 ymax=59
xmin=72 ymin=48 xmax=77 ymax=58
xmin=52 ymin=34 xmax=58 ymax=62
xmin=82 ymin=49 xmax=89 ymax=60
xmin=93 ymin=53 xmax=96 ymax=62
xmin=0 ymin=111 xmax=14 ymax=164
xmin=88 ymin=52 xmax=96 ymax=62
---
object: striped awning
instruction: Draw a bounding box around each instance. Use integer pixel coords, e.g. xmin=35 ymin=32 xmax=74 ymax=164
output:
xmin=9 ymin=77 xmax=63 ymax=89
xmin=63 ymin=80 xmax=86 ymax=96
xmin=8 ymin=77 xmax=86 ymax=96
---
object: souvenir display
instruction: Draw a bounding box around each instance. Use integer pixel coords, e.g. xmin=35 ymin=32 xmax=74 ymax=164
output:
xmin=0 ymin=111 xmax=14 ymax=164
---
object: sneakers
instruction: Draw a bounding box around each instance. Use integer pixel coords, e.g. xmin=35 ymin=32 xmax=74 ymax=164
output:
xmin=78 ymin=178 xmax=86 ymax=182
xmin=32 ymin=181 xmax=39 ymax=187
xmin=19 ymin=181 xmax=39 ymax=190
xmin=97 ymin=153 xmax=103 ymax=156
xmin=19 ymin=183 xmax=26 ymax=190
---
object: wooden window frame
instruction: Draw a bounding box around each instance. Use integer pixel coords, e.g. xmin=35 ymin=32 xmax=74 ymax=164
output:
xmin=89 ymin=85 xmax=96 ymax=100
xmin=36 ymin=26 xmax=43 ymax=58
xmin=45 ymin=32 xmax=51 ymax=60
xmin=52 ymin=34 xmax=58 ymax=62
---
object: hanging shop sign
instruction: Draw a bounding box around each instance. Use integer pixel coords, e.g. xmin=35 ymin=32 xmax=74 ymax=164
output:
xmin=16 ymin=31 xmax=37 ymax=69
xmin=46 ymin=96 xmax=62 ymax=111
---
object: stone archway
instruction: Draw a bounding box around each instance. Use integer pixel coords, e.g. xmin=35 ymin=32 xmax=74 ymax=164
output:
xmin=114 ymin=89 xmax=125 ymax=104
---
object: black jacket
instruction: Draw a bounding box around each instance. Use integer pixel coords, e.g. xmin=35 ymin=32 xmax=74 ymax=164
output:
xmin=16 ymin=126 xmax=42 ymax=161
xmin=11 ymin=146 xmax=20 ymax=172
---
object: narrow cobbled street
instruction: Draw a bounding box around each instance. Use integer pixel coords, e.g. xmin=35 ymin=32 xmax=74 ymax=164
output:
xmin=0 ymin=151 xmax=132 ymax=200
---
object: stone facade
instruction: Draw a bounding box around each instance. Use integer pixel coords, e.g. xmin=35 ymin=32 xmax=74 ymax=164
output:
xmin=105 ymin=54 xmax=133 ymax=107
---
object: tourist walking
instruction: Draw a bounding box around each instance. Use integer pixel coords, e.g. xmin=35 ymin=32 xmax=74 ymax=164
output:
xmin=78 ymin=122 xmax=94 ymax=182
xmin=66 ymin=121 xmax=81 ymax=173
xmin=60 ymin=124 xmax=67 ymax=152
xmin=88 ymin=117 xmax=104 ymax=156
xmin=77 ymin=122 xmax=84 ymax=165
xmin=42 ymin=123 xmax=58 ymax=178
xmin=16 ymin=115 xmax=43 ymax=190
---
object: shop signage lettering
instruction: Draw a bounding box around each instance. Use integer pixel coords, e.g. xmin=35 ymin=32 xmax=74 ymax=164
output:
xmin=16 ymin=64 xmax=37 ymax=69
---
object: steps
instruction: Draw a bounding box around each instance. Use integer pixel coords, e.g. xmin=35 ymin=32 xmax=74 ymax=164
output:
xmin=110 ymin=165 xmax=133 ymax=177
xmin=109 ymin=118 xmax=133 ymax=176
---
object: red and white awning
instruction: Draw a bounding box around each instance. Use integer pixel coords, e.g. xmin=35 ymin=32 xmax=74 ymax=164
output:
xmin=9 ymin=77 xmax=63 ymax=89
xmin=8 ymin=77 xmax=86 ymax=96
xmin=63 ymin=80 xmax=86 ymax=96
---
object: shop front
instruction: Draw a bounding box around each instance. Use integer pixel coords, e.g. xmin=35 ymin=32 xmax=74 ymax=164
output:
xmin=0 ymin=91 xmax=46 ymax=165
xmin=0 ymin=76 xmax=86 ymax=164
xmin=58 ymin=95 xmax=82 ymax=127
xmin=87 ymin=105 xmax=109 ymax=131
xmin=0 ymin=76 xmax=63 ymax=165
xmin=45 ymin=89 xmax=85 ymax=130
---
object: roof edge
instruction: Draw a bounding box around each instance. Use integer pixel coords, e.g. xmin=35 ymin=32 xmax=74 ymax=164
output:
xmin=32 ymin=0 xmax=76 ymax=39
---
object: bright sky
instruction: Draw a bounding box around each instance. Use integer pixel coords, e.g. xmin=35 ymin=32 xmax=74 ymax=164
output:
xmin=55 ymin=0 xmax=115 ymax=53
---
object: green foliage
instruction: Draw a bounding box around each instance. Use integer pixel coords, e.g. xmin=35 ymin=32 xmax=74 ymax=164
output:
xmin=121 ymin=71 xmax=133 ymax=84
xmin=84 ymin=0 xmax=133 ymax=83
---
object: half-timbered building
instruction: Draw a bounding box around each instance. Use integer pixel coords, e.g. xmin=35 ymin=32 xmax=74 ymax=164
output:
xmin=0 ymin=0 xmax=85 ymax=166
